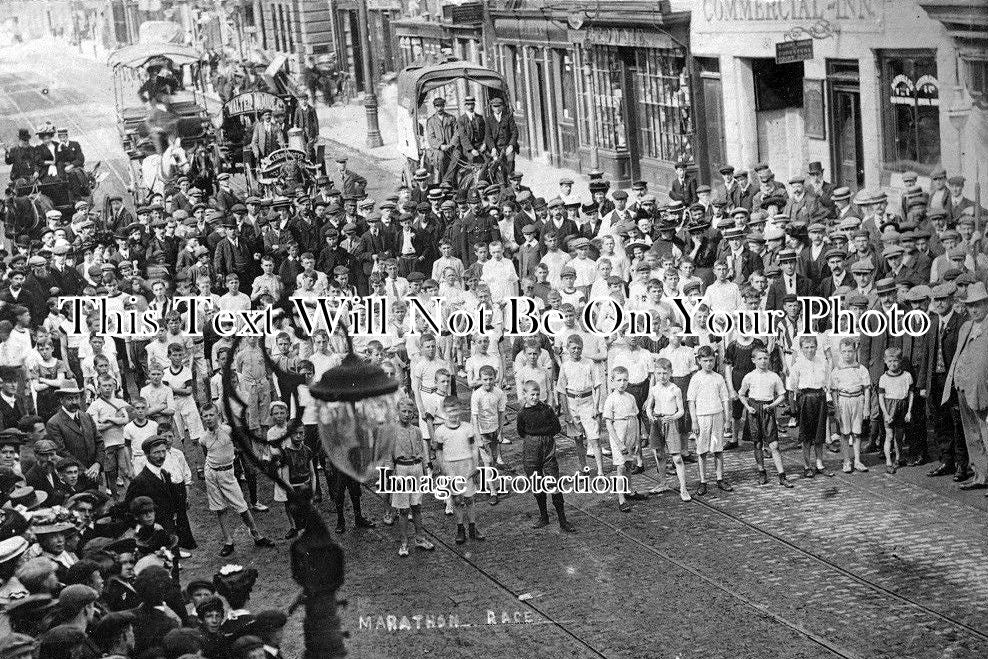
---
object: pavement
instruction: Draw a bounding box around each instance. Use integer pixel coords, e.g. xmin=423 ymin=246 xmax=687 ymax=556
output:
xmin=2 ymin=38 xmax=988 ymax=659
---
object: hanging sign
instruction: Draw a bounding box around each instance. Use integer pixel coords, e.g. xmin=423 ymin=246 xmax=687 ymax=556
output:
xmin=776 ymin=39 xmax=813 ymax=64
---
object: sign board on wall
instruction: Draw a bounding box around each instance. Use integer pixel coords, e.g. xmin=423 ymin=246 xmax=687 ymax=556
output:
xmin=776 ymin=39 xmax=813 ymax=64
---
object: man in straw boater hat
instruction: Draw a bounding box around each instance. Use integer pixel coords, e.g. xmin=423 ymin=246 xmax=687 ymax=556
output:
xmin=943 ymin=281 xmax=988 ymax=495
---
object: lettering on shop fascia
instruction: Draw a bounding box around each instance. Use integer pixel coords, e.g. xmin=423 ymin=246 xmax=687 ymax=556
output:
xmin=701 ymin=0 xmax=880 ymax=23
xmin=584 ymin=26 xmax=674 ymax=49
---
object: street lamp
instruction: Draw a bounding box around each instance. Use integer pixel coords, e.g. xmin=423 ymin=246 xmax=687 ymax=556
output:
xmin=310 ymin=351 xmax=400 ymax=481
xmin=221 ymin=313 xmax=398 ymax=658
xmin=357 ymin=0 xmax=383 ymax=148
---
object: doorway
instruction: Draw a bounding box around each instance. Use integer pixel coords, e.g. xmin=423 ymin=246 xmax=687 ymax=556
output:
xmin=531 ymin=48 xmax=552 ymax=161
xmin=827 ymin=60 xmax=864 ymax=189
xmin=620 ymin=47 xmax=642 ymax=182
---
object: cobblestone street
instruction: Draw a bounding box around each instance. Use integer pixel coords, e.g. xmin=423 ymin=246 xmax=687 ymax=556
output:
xmin=2 ymin=36 xmax=987 ymax=659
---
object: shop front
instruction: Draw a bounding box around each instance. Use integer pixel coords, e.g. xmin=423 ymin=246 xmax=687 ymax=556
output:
xmin=692 ymin=0 xmax=983 ymax=199
xmin=488 ymin=1 xmax=693 ymax=189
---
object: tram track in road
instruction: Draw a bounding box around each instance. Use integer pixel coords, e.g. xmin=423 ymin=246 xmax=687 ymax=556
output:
xmin=481 ymin=391 xmax=988 ymax=656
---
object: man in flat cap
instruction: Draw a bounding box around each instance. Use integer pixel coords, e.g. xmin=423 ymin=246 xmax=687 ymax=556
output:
xmin=457 ymin=96 xmax=487 ymax=168
xmin=426 ymin=97 xmax=458 ymax=186
xmin=125 ymin=435 xmax=182 ymax=541
xmin=946 ymin=175 xmax=975 ymax=223
xmin=484 ymin=96 xmax=519 ymax=184
xmin=250 ymin=109 xmax=285 ymax=162
xmin=784 ymin=175 xmax=824 ymax=224
xmin=331 ymin=156 xmax=367 ymax=199
xmin=669 ymin=160 xmax=698 ymax=206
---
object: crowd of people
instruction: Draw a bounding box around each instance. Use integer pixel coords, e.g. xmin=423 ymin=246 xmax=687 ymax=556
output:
xmin=0 ymin=89 xmax=986 ymax=657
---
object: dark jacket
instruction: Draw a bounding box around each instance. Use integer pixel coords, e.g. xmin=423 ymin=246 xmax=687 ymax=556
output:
xmin=765 ymin=274 xmax=813 ymax=311
xmin=484 ymin=111 xmax=519 ymax=151
xmin=669 ymin=175 xmax=698 ymax=206
xmin=125 ymin=466 xmax=182 ymax=533
xmin=46 ymin=408 xmax=102 ymax=469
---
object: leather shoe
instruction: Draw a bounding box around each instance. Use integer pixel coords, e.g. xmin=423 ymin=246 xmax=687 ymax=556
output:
xmin=219 ymin=543 xmax=234 ymax=557
xmin=953 ymin=469 xmax=972 ymax=482
xmin=907 ymin=456 xmax=929 ymax=467
xmin=927 ymin=464 xmax=955 ymax=477
xmin=958 ymin=482 xmax=987 ymax=491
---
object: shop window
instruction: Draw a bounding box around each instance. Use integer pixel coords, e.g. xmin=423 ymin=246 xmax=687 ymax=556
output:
xmin=633 ymin=47 xmax=694 ymax=163
xmin=591 ymin=46 xmax=626 ymax=150
xmin=753 ymin=59 xmax=804 ymax=111
xmin=558 ymin=51 xmax=575 ymax=121
xmin=880 ymin=51 xmax=940 ymax=172
xmin=578 ymin=46 xmax=593 ymax=143
xmin=964 ymin=57 xmax=987 ymax=105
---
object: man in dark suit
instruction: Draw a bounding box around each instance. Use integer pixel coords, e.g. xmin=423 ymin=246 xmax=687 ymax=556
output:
xmin=287 ymin=202 xmax=321 ymax=256
xmin=927 ymin=283 xmax=968 ymax=479
xmin=807 ymin=161 xmax=836 ymax=214
xmin=942 ymin=281 xmax=988 ymax=489
xmin=900 ymin=286 xmax=936 ymax=466
xmin=765 ymin=249 xmax=811 ymax=310
xmin=483 ymin=97 xmax=518 ymax=184
xmin=106 ymin=196 xmax=134 ymax=234
xmin=55 ymin=127 xmax=85 ymax=169
xmin=729 ymin=169 xmax=755 ymax=211
xmin=541 ymin=198 xmax=579 ymax=248
xmin=456 ymin=96 xmax=487 ymax=169
xmin=213 ymin=218 xmax=255 ymax=281
xmin=355 ymin=215 xmax=392 ymax=281
xmin=46 ymin=384 xmax=103 ymax=484
xmin=797 ymin=223 xmax=831 ymax=282
xmin=210 ymin=174 xmax=241 ymax=214
xmin=946 ymin=175 xmax=976 ymax=223
xmin=24 ymin=438 xmax=61 ymax=503
xmin=669 ymin=160 xmax=697 ymax=206
xmin=817 ymin=249 xmax=852 ymax=299
xmin=249 ymin=110 xmax=285 ymax=162
xmin=721 ymin=227 xmax=763 ymax=285
xmin=125 ymin=436 xmax=181 ymax=535
xmin=331 ymin=157 xmax=367 ymax=199
xmin=3 ymin=127 xmax=37 ymax=182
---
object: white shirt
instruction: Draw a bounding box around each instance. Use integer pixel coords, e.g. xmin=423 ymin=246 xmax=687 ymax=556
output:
xmin=481 ymin=257 xmax=519 ymax=303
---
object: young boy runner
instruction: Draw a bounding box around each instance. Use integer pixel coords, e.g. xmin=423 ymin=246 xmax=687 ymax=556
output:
xmin=140 ymin=364 xmax=175 ymax=426
xmin=389 ymin=398 xmax=437 ymax=555
xmin=789 ymin=336 xmax=832 ymax=477
xmin=198 ymin=404 xmax=275 ymax=556
xmin=163 ymin=343 xmax=205 ymax=474
xmin=278 ymin=425 xmax=316 ymax=539
xmin=87 ymin=374 xmax=131 ymax=496
xmin=829 ymin=337 xmax=872 ymax=473
xmin=124 ymin=397 xmax=158 ymax=475
xmin=434 ymin=396 xmax=486 ymax=545
xmin=556 ymin=335 xmax=604 ymax=476
xmin=687 ymin=345 xmax=732 ymax=495
xmin=470 ymin=364 xmax=508 ymax=495
xmin=603 ymin=366 xmax=648 ymax=512
xmin=878 ymin=347 xmax=914 ymax=474
xmin=516 ymin=381 xmax=575 ymax=532
xmin=644 ymin=358 xmax=689 ymax=500
xmin=656 ymin=325 xmax=697 ymax=457
xmin=738 ymin=346 xmax=791 ymax=488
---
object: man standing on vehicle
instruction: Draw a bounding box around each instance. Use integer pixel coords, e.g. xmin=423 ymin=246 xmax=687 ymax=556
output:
xmin=456 ymin=96 xmax=486 ymax=182
xmin=426 ymin=97 xmax=458 ymax=186
xmin=484 ymin=97 xmax=518 ymax=185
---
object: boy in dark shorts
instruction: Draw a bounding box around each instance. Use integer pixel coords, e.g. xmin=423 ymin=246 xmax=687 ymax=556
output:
xmin=738 ymin=346 xmax=791 ymax=487
xmin=517 ymin=381 xmax=575 ymax=532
